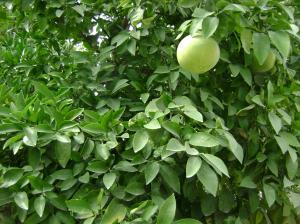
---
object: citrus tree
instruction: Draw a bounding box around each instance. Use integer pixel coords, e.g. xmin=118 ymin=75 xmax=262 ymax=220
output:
xmin=0 ymin=0 xmax=300 ymax=223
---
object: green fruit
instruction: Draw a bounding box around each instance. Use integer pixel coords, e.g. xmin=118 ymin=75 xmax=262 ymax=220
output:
xmin=177 ymin=35 xmax=220 ymax=75
xmin=252 ymin=51 xmax=276 ymax=73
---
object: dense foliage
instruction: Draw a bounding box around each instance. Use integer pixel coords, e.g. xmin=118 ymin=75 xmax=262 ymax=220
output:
xmin=0 ymin=0 xmax=300 ymax=223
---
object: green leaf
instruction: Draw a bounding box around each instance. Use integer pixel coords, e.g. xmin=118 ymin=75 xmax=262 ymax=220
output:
xmin=129 ymin=7 xmax=144 ymax=26
xmin=178 ymin=0 xmax=198 ymax=8
xmin=186 ymin=156 xmax=202 ymax=178
xmin=286 ymin=155 xmax=298 ymax=179
xmin=65 ymin=108 xmax=84 ymax=120
xmin=157 ymin=194 xmax=176 ymax=224
xmin=197 ymin=162 xmax=218 ymax=196
xmin=0 ymin=124 xmax=21 ymax=134
xmin=95 ymin=143 xmax=110 ymax=160
xmin=133 ymin=130 xmax=149 ymax=153
xmin=160 ymin=164 xmax=181 ymax=193
xmin=240 ymin=29 xmax=252 ymax=54
xmin=28 ymin=149 xmax=41 ymax=170
xmin=140 ymin=93 xmax=150 ymax=103
xmin=113 ymin=161 xmax=137 ymax=172
xmin=34 ymin=195 xmax=46 ymax=217
xmin=66 ymin=199 xmax=92 ymax=214
xmin=23 ymin=127 xmax=37 ymax=147
xmin=283 ymin=176 xmax=294 ymax=188
xmin=267 ymin=158 xmax=278 ymax=177
xmin=78 ymin=172 xmax=89 ymax=184
xmin=83 ymin=217 xmax=95 ymax=224
xmin=288 ymin=192 xmax=300 ymax=208
xmin=144 ymin=119 xmax=161 ymax=130
xmin=81 ymin=139 xmax=95 ymax=160
xmin=183 ymin=105 xmax=203 ymax=122
xmin=1 ymin=168 xmax=23 ymax=188
xmin=125 ymin=181 xmax=145 ymax=195
xmin=72 ymin=5 xmax=86 ymax=17
xmin=162 ymin=121 xmax=181 ymax=138
xmin=202 ymin=17 xmax=219 ymax=38
xmin=229 ymin=64 xmax=241 ymax=77
xmin=0 ymin=189 xmax=12 ymax=207
xmin=279 ymin=132 xmax=300 ymax=147
xmin=200 ymin=194 xmax=217 ymax=216
xmin=14 ymin=192 xmax=28 ymax=210
xmin=32 ymin=81 xmax=54 ymax=98
xmin=277 ymin=109 xmax=291 ymax=125
xmin=56 ymin=134 xmax=71 ymax=143
xmin=223 ymin=131 xmax=244 ymax=164
xmin=174 ymin=218 xmax=202 ymax=224
xmin=249 ymin=191 xmax=259 ymax=213
xmin=103 ymin=173 xmax=116 ymax=189
xmin=223 ymin=3 xmax=248 ymax=13
xmin=81 ymin=123 xmax=105 ymax=135
xmin=252 ymin=95 xmax=265 ymax=107
xmin=268 ymin=112 xmax=282 ymax=134
xmin=253 ymin=33 xmax=270 ymax=65
xmin=240 ymin=176 xmax=257 ymax=189
xmin=55 ymin=9 xmax=64 ymax=17
xmin=154 ymin=66 xmax=170 ymax=74
xmin=87 ymin=160 xmax=109 ymax=174
xmin=192 ymin=8 xmax=214 ymax=19
xmin=189 ymin=132 xmax=220 ymax=147
xmin=127 ymin=39 xmax=137 ymax=56
xmin=274 ymin=136 xmax=293 ymax=154
xmin=145 ymin=161 xmax=160 ymax=185
xmin=74 ymin=133 xmax=85 ymax=144
xmin=100 ymin=199 xmax=127 ymax=224
xmin=55 ymin=141 xmax=71 ymax=168
xmin=268 ymin=31 xmax=290 ymax=59
xmin=218 ymin=189 xmax=236 ymax=213
xmin=29 ymin=176 xmax=53 ymax=192
xmin=263 ymin=183 xmax=276 ymax=207
xmin=112 ymin=32 xmax=129 ymax=47
xmin=240 ymin=67 xmax=252 ymax=86
xmin=51 ymin=169 xmax=73 ymax=181
xmin=200 ymin=153 xmax=229 ymax=177
xmin=166 ymin=138 xmax=186 ymax=152
xmin=112 ymin=79 xmax=129 ymax=94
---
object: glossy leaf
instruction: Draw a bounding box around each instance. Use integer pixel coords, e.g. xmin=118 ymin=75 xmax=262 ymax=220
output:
xmin=166 ymin=138 xmax=186 ymax=152
xmin=157 ymin=194 xmax=176 ymax=224
xmin=55 ymin=141 xmax=71 ymax=168
xmin=202 ymin=17 xmax=219 ymax=38
xmin=1 ymin=168 xmax=23 ymax=188
xmin=14 ymin=192 xmax=28 ymax=210
xmin=100 ymin=199 xmax=127 ymax=224
xmin=201 ymin=153 xmax=229 ymax=177
xmin=160 ymin=164 xmax=181 ymax=193
xmin=189 ymin=132 xmax=220 ymax=147
xmin=268 ymin=112 xmax=282 ymax=134
xmin=186 ymin=156 xmax=202 ymax=178
xmin=253 ymin=33 xmax=270 ymax=65
xmin=103 ymin=173 xmax=117 ymax=189
xmin=197 ymin=162 xmax=218 ymax=196
xmin=174 ymin=219 xmax=202 ymax=224
xmin=34 ymin=195 xmax=46 ymax=217
xmin=145 ymin=162 xmax=160 ymax=185
xmin=268 ymin=31 xmax=290 ymax=59
xmin=133 ymin=130 xmax=149 ymax=153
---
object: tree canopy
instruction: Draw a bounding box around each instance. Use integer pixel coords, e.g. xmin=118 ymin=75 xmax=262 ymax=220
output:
xmin=0 ymin=0 xmax=300 ymax=223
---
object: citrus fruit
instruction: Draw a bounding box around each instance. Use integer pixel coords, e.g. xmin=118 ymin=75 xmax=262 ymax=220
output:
xmin=252 ymin=51 xmax=276 ymax=73
xmin=177 ymin=35 xmax=220 ymax=75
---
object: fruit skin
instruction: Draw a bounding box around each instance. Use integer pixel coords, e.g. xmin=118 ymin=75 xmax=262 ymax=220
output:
xmin=252 ymin=51 xmax=276 ymax=73
xmin=177 ymin=35 xmax=220 ymax=75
